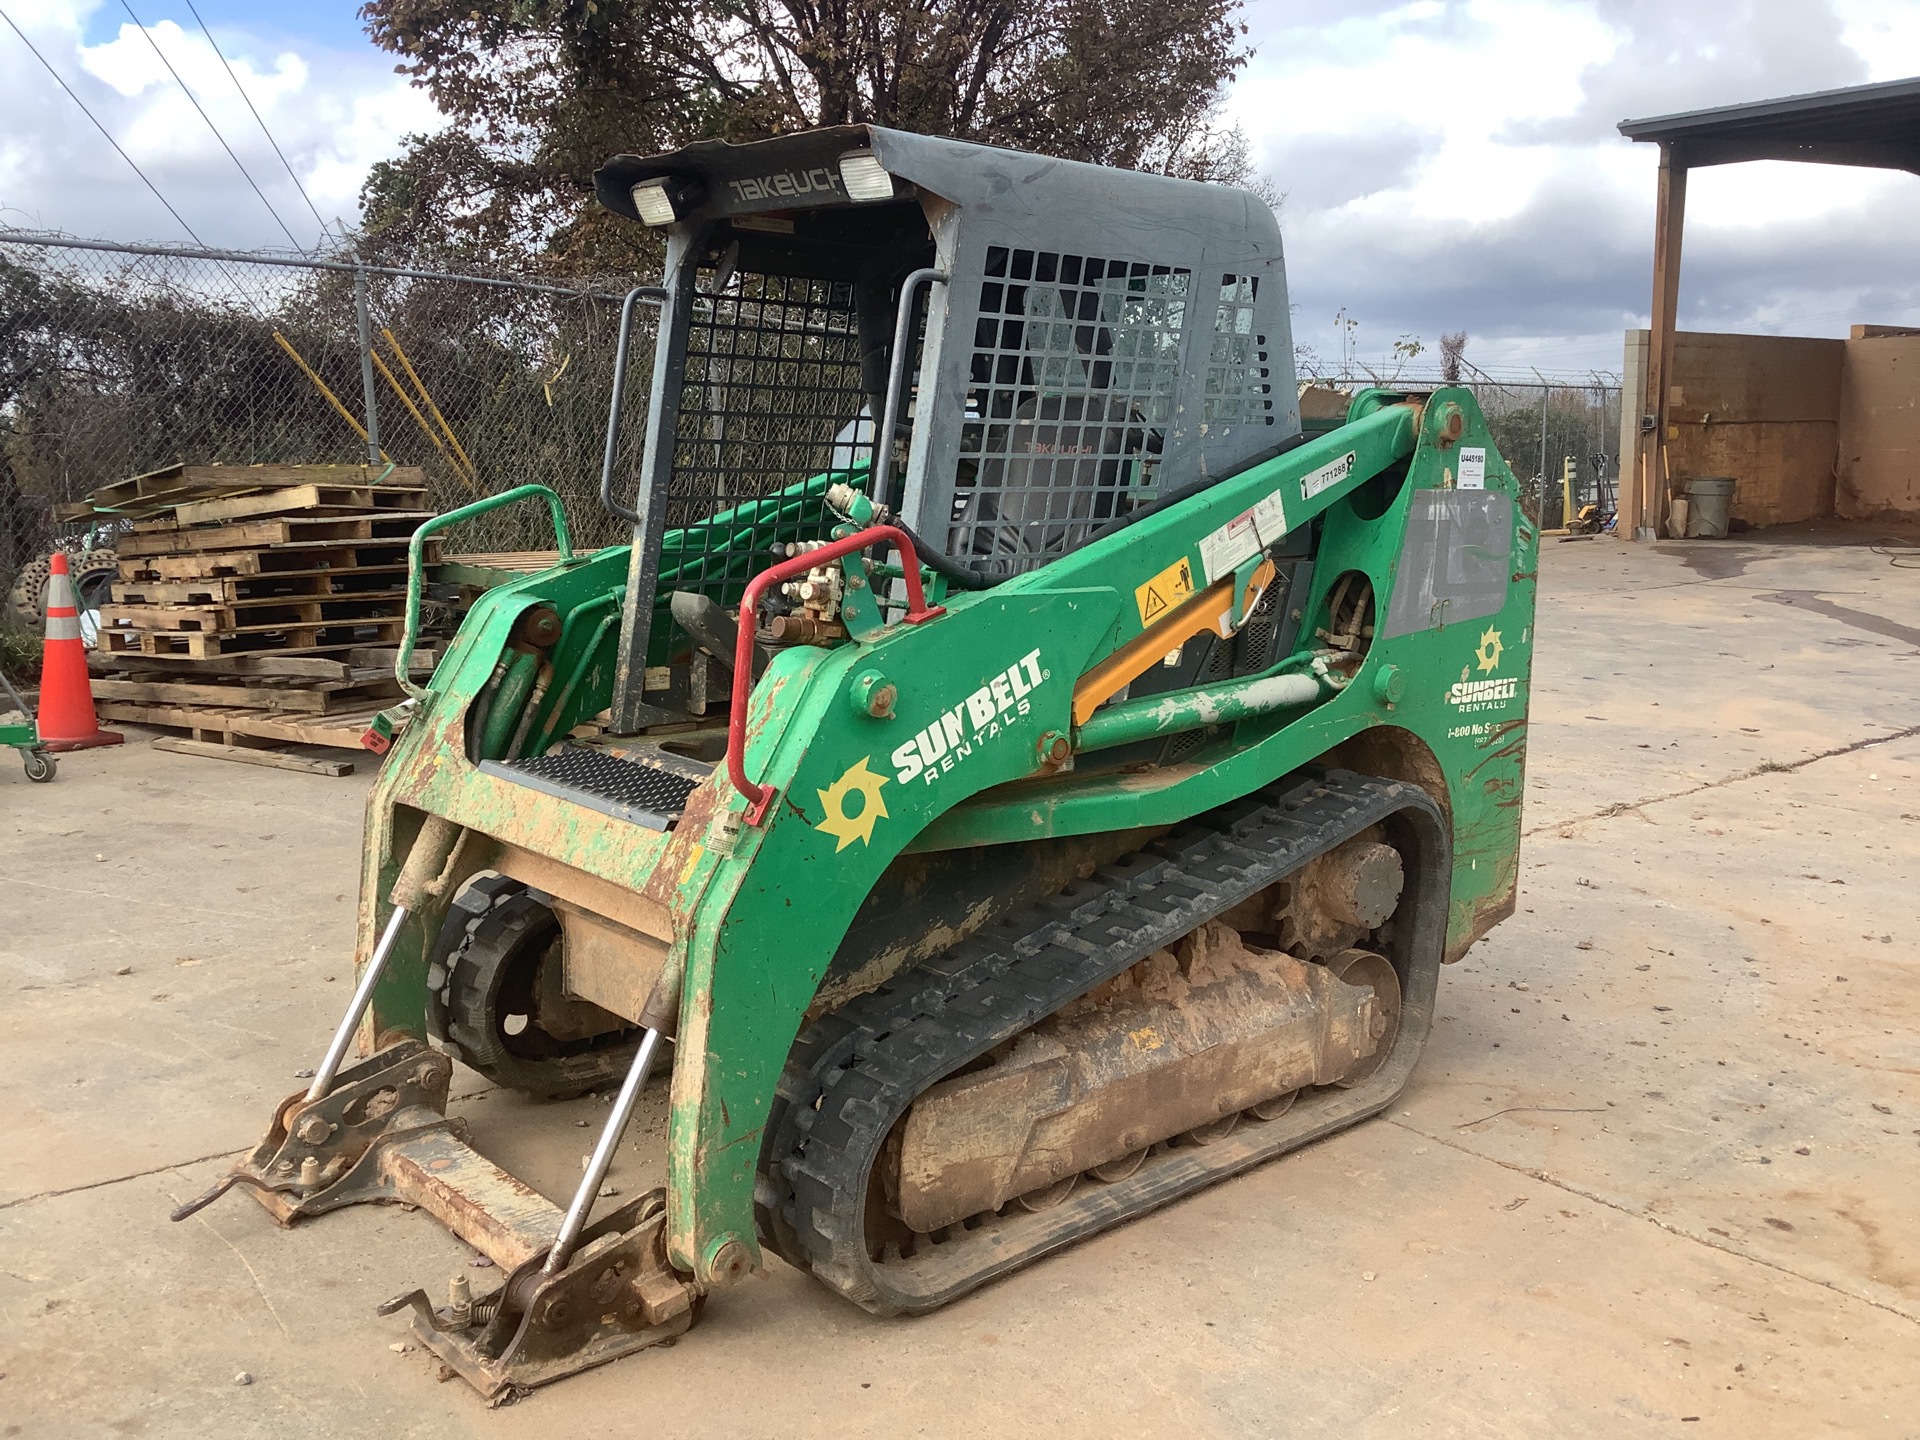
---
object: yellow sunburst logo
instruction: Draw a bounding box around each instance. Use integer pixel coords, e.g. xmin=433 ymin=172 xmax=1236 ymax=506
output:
xmin=814 ymin=757 xmax=890 ymax=851
xmin=1475 ymin=626 xmax=1504 ymax=674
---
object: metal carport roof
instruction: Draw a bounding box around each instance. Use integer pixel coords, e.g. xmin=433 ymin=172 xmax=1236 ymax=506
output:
xmin=1619 ymin=75 xmax=1920 ymax=175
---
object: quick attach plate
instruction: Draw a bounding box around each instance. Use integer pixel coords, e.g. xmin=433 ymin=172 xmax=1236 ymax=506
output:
xmin=379 ymin=1190 xmax=698 ymax=1400
xmin=171 ymin=1040 xmax=458 ymax=1227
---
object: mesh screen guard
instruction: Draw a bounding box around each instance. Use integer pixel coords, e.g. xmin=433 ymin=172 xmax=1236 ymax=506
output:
xmin=666 ymin=272 xmax=878 ymax=598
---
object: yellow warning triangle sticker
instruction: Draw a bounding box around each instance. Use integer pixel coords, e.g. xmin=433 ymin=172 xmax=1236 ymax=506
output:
xmin=1135 ymin=556 xmax=1195 ymax=626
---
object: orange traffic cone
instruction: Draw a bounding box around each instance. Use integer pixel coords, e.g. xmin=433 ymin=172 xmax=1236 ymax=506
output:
xmin=38 ymin=552 xmax=123 ymax=753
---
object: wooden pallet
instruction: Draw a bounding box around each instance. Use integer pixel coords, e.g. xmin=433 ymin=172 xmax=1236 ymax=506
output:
xmin=117 ymin=512 xmax=435 ymax=557
xmin=118 ymin=537 xmax=438 ymax=581
xmin=110 ymin=568 xmax=411 ymax=605
xmin=169 ymin=482 xmax=430 ymax=526
xmin=95 ymin=696 xmax=389 ymax=750
xmin=67 ymin=463 xmax=426 ymax=521
xmin=91 ymin=669 xmax=404 ymax=714
xmin=101 ymin=618 xmax=408 ymax=659
xmin=100 ymin=594 xmax=407 ymax=633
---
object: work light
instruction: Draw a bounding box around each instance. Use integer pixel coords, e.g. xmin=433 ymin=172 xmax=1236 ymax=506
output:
xmin=630 ymin=178 xmax=684 ymax=226
xmin=838 ymin=150 xmax=895 ymax=202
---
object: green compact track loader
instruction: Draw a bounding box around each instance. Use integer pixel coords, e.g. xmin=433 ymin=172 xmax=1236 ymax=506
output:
xmin=178 ymin=126 xmax=1536 ymax=1398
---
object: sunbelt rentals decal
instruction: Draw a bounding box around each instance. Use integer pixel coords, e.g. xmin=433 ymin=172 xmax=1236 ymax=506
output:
xmin=893 ymin=648 xmax=1047 ymax=784
xmin=813 ymin=648 xmax=1051 ymax=851
xmin=1445 ymin=626 xmax=1517 ymax=714
xmin=1443 ymin=629 xmax=1520 ymax=718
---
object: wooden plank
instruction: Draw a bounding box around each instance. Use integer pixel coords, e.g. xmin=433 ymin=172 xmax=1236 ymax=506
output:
xmin=150 ymin=735 xmax=354 ymax=777
xmin=347 ymin=647 xmax=439 ymax=673
xmin=170 ymin=483 xmax=429 ymax=526
xmin=117 ymin=512 xmax=435 ymax=556
xmin=1637 ymin=143 xmax=1688 ymax=540
xmin=439 ymin=551 xmax=566 ymax=572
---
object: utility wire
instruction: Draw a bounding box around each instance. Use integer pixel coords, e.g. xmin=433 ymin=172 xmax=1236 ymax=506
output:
xmin=118 ymin=0 xmax=302 ymax=249
xmin=0 ymin=3 xmax=209 ymax=246
xmin=182 ymin=0 xmax=328 ymax=240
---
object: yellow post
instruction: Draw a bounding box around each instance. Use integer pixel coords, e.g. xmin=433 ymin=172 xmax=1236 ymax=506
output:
xmin=381 ymin=329 xmax=478 ymax=487
xmin=272 ymin=331 xmax=388 ymax=459
xmin=370 ymin=350 xmax=474 ymax=492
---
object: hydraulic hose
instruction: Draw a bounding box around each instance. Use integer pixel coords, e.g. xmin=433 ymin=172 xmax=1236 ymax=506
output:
xmin=887 ymin=520 xmax=996 ymax=591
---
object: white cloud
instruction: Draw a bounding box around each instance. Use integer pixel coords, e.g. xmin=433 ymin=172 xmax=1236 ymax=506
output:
xmin=1235 ymin=0 xmax=1920 ymax=377
xmin=0 ymin=0 xmax=441 ymax=249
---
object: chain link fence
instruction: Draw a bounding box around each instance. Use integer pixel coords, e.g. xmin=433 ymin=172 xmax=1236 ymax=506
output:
xmin=1304 ymin=365 xmax=1623 ymax=531
xmin=0 ymin=232 xmax=658 ymax=605
xmin=1 ymin=230 xmax=1625 ymax=613
xmin=1465 ymin=375 xmax=1622 ymax=530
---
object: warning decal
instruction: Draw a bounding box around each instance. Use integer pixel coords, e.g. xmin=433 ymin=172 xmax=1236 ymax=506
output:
xmin=1197 ymin=490 xmax=1288 ymax=583
xmin=1134 ymin=555 xmax=1196 ymax=625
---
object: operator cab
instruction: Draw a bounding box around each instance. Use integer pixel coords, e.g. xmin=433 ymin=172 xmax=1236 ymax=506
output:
xmin=596 ymin=126 xmax=1299 ymax=570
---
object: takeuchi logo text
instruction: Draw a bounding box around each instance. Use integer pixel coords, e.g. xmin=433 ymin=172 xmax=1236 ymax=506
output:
xmin=891 ymin=649 xmax=1046 ymax=785
xmin=726 ymin=168 xmax=842 ymax=205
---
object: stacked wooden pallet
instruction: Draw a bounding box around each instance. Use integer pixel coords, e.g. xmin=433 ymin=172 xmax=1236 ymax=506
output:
xmin=98 ymin=464 xmax=436 ymax=661
xmin=80 ymin=464 xmax=443 ymax=766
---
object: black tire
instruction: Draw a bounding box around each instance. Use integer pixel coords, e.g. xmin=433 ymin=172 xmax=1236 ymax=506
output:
xmin=22 ymin=749 xmax=55 ymax=783
xmin=6 ymin=547 xmax=119 ymax=644
xmin=425 ymin=874 xmax=642 ymax=1099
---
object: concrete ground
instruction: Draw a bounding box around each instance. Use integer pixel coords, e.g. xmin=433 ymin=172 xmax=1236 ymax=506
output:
xmin=2 ymin=527 xmax=1916 ymax=1438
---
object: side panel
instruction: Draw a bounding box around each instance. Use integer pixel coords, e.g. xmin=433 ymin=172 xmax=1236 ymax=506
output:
xmin=905 ymin=389 xmax=1536 ymax=961
xmin=663 ymin=588 xmax=1123 ymax=1277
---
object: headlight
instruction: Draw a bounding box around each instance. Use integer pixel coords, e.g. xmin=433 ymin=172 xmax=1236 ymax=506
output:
xmin=630 ymin=178 xmax=683 ymax=226
xmin=837 ymin=150 xmax=895 ymax=202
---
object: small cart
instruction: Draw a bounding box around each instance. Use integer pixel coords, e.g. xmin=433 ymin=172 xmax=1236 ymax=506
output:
xmin=1 ymin=671 xmax=55 ymax=782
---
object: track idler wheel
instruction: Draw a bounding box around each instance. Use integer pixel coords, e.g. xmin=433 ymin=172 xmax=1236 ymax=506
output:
xmin=1323 ymin=948 xmax=1400 ymax=1087
xmin=427 ymin=875 xmax=641 ymax=1099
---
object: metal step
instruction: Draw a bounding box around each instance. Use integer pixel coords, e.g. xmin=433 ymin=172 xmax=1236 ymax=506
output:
xmin=479 ymin=745 xmax=705 ymax=830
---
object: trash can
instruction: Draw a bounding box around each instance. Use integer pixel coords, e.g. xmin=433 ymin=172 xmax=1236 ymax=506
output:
xmin=1684 ymin=476 xmax=1736 ymax=539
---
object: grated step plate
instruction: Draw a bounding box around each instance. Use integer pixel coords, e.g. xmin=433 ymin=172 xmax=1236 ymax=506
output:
xmin=480 ymin=747 xmax=702 ymax=830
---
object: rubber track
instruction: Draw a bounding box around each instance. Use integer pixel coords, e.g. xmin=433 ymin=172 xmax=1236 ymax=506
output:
xmin=763 ymin=770 xmax=1441 ymax=1316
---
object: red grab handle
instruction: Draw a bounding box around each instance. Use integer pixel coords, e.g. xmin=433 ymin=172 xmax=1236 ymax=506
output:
xmin=726 ymin=525 xmax=944 ymax=825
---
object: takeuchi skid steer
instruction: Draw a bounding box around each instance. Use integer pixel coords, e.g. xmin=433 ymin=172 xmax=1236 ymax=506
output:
xmin=178 ymin=126 xmax=1537 ymax=1397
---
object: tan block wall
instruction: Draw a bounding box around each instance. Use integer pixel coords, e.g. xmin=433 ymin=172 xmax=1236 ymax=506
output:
xmin=1838 ymin=335 xmax=1920 ymax=518
xmin=1664 ymin=332 xmax=1843 ymax=528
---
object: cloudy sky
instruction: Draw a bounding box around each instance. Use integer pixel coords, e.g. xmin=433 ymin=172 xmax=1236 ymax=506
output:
xmin=1 ymin=0 xmax=1916 ymax=376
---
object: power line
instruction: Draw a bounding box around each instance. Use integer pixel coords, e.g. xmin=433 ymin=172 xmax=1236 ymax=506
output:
xmin=118 ymin=0 xmax=302 ymax=249
xmin=182 ymin=0 xmax=329 ymax=239
xmin=0 ymin=3 xmax=209 ymax=246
